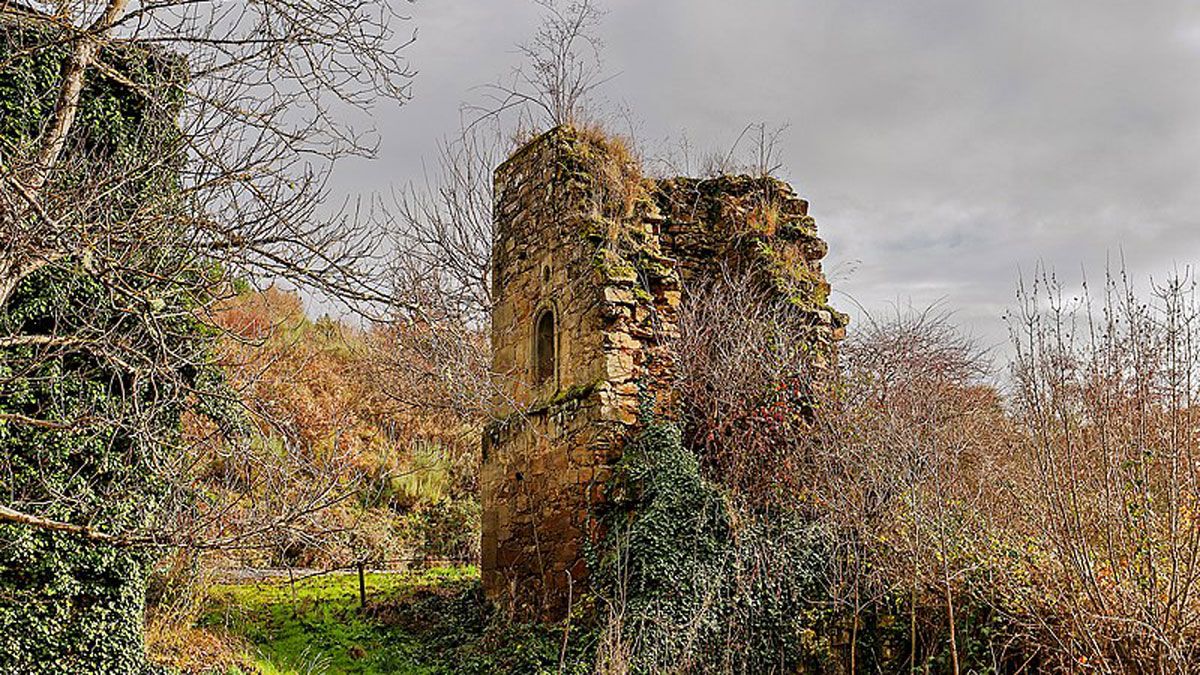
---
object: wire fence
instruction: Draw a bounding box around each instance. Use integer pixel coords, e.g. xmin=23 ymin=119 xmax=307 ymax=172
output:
xmin=216 ymin=555 xmax=476 ymax=608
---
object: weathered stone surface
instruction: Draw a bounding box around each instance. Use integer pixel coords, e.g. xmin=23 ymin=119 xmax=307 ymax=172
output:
xmin=481 ymin=125 xmax=843 ymax=620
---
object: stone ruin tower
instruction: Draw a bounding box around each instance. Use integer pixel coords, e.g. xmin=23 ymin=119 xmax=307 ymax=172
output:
xmin=481 ymin=126 xmax=844 ymax=618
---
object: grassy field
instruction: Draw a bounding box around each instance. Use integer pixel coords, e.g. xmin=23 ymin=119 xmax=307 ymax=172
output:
xmin=198 ymin=565 xmax=593 ymax=675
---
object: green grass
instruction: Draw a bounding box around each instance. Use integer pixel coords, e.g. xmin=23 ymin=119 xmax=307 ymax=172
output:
xmin=202 ymin=564 xmax=599 ymax=674
xmin=201 ymin=566 xmax=479 ymax=674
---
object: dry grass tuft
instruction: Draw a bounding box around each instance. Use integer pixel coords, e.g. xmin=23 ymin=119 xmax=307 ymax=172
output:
xmin=146 ymin=617 xmax=258 ymax=674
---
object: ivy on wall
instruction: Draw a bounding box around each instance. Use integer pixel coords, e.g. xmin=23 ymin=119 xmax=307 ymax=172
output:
xmin=592 ymin=424 xmax=837 ymax=673
xmin=0 ymin=17 xmax=207 ymax=674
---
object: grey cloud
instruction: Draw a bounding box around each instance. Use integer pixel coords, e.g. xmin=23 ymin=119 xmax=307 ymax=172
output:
xmin=328 ymin=0 xmax=1200 ymax=351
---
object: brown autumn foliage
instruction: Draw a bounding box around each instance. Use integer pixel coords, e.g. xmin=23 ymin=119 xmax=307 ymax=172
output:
xmin=666 ymin=269 xmax=1200 ymax=673
xmin=185 ymin=287 xmax=482 ymax=570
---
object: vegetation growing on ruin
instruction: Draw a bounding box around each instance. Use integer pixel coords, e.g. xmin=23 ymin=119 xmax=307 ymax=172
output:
xmin=592 ymin=424 xmax=836 ymax=673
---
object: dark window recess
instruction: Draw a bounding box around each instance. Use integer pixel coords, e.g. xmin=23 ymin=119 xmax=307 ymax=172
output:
xmin=535 ymin=310 xmax=556 ymax=384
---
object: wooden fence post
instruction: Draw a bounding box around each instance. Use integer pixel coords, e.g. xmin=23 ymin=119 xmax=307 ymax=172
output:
xmin=358 ymin=561 xmax=367 ymax=609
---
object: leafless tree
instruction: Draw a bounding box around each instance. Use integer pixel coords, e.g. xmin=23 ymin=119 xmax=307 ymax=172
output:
xmin=815 ymin=303 xmax=1005 ymax=672
xmin=377 ymin=123 xmax=505 ymax=424
xmin=471 ymin=0 xmax=608 ymax=131
xmin=392 ymin=130 xmax=499 ymax=329
xmin=0 ymin=0 xmax=414 ymax=549
xmin=797 ymin=267 xmax=1200 ymax=671
xmin=3 ymin=0 xmax=413 ymax=309
xmin=1008 ymin=266 xmax=1200 ymax=670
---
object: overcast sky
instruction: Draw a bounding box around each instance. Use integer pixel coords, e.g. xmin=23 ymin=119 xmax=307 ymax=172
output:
xmin=328 ymin=0 xmax=1200 ymax=354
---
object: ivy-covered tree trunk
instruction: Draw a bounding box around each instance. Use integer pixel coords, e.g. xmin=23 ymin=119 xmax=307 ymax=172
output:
xmin=0 ymin=265 xmax=184 ymax=673
xmin=1 ymin=14 xmax=197 ymax=673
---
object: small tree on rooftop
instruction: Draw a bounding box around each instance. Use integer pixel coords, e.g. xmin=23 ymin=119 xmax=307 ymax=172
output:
xmin=472 ymin=0 xmax=609 ymax=131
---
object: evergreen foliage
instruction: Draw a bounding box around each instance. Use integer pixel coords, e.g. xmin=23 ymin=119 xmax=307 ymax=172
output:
xmin=595 ymin=424 xmax=835 ymax=673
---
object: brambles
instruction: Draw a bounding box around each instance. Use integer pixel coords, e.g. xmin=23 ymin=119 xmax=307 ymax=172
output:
xmin=589 ymin=267 xmax=1200 ymax=673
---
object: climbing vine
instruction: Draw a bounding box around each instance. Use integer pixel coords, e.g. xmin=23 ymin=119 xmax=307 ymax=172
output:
xmin=591 ymin=424 xmax=837 ymax=673
xmin=0 ymin=19 xmax=212 ymax=674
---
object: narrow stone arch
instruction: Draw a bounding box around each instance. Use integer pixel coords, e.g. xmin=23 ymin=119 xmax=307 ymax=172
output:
xmin=533 ymin=306 xmax=557 ymax=386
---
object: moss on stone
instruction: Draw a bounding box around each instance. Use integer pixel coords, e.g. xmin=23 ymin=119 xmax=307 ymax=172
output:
xmin=522 ymin=380 xmax=603 ymax=418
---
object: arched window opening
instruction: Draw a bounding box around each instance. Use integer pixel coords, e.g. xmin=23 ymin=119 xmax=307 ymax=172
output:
xmin=534 ymin=309 xmax=556 ymax=385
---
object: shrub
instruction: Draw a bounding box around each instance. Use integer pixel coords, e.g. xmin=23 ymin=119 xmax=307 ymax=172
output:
xmin=593 ymin=424 xmax=835 ymax=674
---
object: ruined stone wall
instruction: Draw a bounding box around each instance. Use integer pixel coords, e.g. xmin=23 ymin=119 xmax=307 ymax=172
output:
xmin=482 ymin=126 xmax=841 ymax=619
xmin=481 ymin=127 xmax=678 ymax=617
xmin=654 ymin=176 xmax=846 ymax=359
